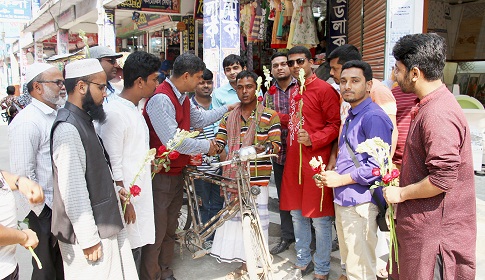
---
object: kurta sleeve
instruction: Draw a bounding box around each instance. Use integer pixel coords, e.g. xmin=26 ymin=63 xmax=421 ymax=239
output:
xmin=309 ymin=87 xmax=341 ymax=150
xmin=52 ymin=123 xmax=101 ymax=249
xmin=422 ymin=111 xmax=462 ymax=192
xmin=267 ymin=112 xmax=282 ymax=154
xmin=98 ymin=109 xmax=125 ymax=182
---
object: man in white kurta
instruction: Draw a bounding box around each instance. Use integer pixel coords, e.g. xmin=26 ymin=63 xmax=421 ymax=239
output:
xmin=51 ymin=59 xmax=137 ymax=280
xmin=97 ymin=51 xmax=161 ymax=274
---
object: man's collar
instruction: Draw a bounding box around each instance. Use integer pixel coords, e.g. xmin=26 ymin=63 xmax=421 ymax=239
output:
xmin=31 ymin=98 xmax=57 ymax=115
xmin=165 ymin=78 xmax=185 ymax=100
xmin=274 ymin=77 xmax=298 ymax=90
xmin=349 ymin=97 xmax=372 ymax=116
xmin=64 ymin=102 xmax=92 ymax=122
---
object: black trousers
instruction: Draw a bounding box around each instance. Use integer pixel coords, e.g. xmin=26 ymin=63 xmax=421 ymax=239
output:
xmin=273 ymin=162 xmax=295 ymax=241
xmin=27 ymin=206 xmax=64 ymax=280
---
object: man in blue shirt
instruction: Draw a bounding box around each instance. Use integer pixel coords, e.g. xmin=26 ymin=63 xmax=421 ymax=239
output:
xmin=317 ymin=60 xmax=392 ymax=280
xmin=211 ymin=54 xmax=246 ymax=109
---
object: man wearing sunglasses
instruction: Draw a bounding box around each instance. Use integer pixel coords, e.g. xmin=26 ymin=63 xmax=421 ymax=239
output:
xmin=89 ymin=46 xmax=123 ymax=101
xmin=8 ymin=63 xmax=66 ymax=280
xmin=280 ymin=46 xmax=341 ymax=280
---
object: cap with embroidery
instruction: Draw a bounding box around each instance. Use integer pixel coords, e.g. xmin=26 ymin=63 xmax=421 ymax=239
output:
xmin=65 ymin=59 xmax=104 ymax=79
xmin=89 ymin=46 xmax=123 ymax=59
xmin=25 ymin=63 xmax=55 ymax=84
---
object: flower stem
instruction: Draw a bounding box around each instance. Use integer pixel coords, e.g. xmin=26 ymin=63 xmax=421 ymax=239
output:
xmin=320 ymin=187 xmax=324 ymax=211
xmin=30 ymin=246 xmax=42 ymax=269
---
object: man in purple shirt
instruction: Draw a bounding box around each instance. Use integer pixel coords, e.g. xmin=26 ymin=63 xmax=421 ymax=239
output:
xmin=317 ymin=60 xmax=392 ymax=280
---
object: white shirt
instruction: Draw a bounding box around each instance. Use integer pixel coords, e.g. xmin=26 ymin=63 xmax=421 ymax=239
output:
xmin=0 ymin=184 xmax=17 ymax=279
xmin=9 ymin=98 xmax=57 ymax=217
xmin=97 ymin=95 xmax=155 ymax=249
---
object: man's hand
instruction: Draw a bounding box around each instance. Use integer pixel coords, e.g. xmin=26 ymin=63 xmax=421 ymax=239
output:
xmin=208 ymin=139 xmax=218 ymax=156
xmin=17 ymin=177 xmax=44 ymax=204
xmin=19 ymin=229 xmax=39 ymax=249
xmin=226 ymin=102 xmax=240 ymax=111
xmin=123 ymin=203 xmax=136 ymax=224
xmin=319 ymin=171 xmax=344 ymax=188
xmin=118 ymin=188 xmax=129 ymax=205
xmin=383 ymin=186 xmax=404 ymax=204
xmin=83 ymin=242 xmax=102 ymax=262
xmin=297 ymin=129 xmax=312 ymax=146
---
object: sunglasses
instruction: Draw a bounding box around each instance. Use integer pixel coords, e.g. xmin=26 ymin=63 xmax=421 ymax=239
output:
xmin=287 ymin=58 xmax=307 ymax=67
xmin=38 ymin=80 xmax=65 ymax=88
xmin=102 ymin=58 xmax=118 ymax=65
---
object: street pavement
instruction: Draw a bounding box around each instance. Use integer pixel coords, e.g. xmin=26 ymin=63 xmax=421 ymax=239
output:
xmin=1 ymin=120 xmax=483 ymax=279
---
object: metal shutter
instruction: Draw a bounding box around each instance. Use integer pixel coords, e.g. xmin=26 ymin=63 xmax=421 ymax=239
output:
xmin=347 ymin=0 xmax=387 ymax=80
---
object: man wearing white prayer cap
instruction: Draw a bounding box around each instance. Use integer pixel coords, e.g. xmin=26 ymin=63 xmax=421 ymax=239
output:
xmin=8 ymin=62 xmax=66 ymax=280
xmin=50 ymin=58 xmax=137 ymax=279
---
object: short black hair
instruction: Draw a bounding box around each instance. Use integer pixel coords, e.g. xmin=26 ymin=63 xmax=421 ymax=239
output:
xmin=287 ymin=46 xmax=312 ymax=60
xmin=172 ymin=53 xmax=206 ymax=78
xmin=123 ymin=51 xmax=161 ymax=88
xmin=341 ymin=60 xmax=373 ymax=82
xmin=222 ymin=54 xmax=246 ymax=68
xmin=392 ymin=33 xmax=446 ymax=81
xmin=236 ymin=70 xmax=258 ymax=84
xmin=270 ymin=52 xmax=287 ymax=62
xmin=6 ymin=86 xmax=15 ymax=95
xmin=202 ymin=68 xmax=213 ymax=80
xmin=327 ymin=44 xmax=362 ymax=65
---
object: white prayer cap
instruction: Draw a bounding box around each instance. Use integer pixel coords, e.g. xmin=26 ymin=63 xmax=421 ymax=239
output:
xmin=65 ymin=59 xmax=104 ymax=79
xmin=25 ymin=63 xmax=55 ymax=84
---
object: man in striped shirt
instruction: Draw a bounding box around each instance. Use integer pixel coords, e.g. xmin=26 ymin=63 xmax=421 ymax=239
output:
xmin=190 ymin=69 xmax=224 ymax=227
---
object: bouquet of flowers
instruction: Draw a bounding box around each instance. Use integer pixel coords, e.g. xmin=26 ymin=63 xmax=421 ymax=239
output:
xmin=309 ymin=156 xmax=326 ymax=211
xmin=356 ymin=137 xmax=399 ymax=273
xmin=123 ymin=148 xmax=157 ymax=213
xmin=263 ymin=66 xmax=277 ymax=108
xmin=152 ymin=129 xmax=200 ymax=176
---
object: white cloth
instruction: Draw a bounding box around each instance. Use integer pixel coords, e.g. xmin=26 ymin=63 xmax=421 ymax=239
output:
xmin=9 ymin=98 xmax=57 ymax=218
xmin=97 ymin=95 xmax=155 ymax=249
xmin=52 ymin=122 xmax=137 ymax=278
xmin=210 ymin=187 xmax=269 ymax=263
xmin=0 ymin=186 xmax=18 ymax=279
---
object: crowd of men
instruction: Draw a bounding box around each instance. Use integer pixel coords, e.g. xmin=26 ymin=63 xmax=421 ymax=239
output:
xmin=0 ymin=32 xmax=477 ymax=280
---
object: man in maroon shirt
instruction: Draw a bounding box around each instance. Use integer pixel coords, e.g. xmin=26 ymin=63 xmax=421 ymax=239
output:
xmin=385 ymin=33 xmax=476 ymax=279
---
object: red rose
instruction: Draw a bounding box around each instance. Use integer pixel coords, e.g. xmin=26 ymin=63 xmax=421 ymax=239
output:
xmin=257 ymin=96 xmax=263 ymax=102
xmin=268 ymin=85 xmax=277 ymax=95
xmin=382 ymin=173 xmax=393 ymax=184
xmin=157 ymin=145 xmax=167 ymax=157
xmin=311 ymin=166 xmax=321 ymax=173
xmin=294 ymin=94 xmax=302 ymax=102
xmin=391 ymin=168 xmax=400 ymax=179
xmin=168 ymin=150 xmax=180 ymax=160
xmin=130 ymin=185 xmax=141 ymax=197
xmin=372 ymin=168 xmax=381 ymax=177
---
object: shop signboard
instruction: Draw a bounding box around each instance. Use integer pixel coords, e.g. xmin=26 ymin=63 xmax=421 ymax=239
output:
xmin=194 ymin=0 xmax=203 ymax=20
xmin=327 ymin=0 xmax=348 ymax=55
xmin=182 ymin=16 xmax=195 ymax=52
xmin=0 ymin=0 xmax=32 ymax=21
xmin=118 ymin=0 xmax=180 ymax=14
xmin=137 ymin=13 xmax=171 ymax=30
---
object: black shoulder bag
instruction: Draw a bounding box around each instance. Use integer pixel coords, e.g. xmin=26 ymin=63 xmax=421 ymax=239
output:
xmin=344 ymin=120 xmax=389 ymax=232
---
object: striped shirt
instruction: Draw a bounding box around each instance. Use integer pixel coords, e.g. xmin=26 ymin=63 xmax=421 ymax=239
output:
xmin=391 ymin=86 xmax=418 ymax=166
xmin=263 ymin=77 xmax=298 ymax=164
xmin=215 ymin=107 xmax=282 ymax=186
xmin=190 ymin=96 xmax=219 ymax=172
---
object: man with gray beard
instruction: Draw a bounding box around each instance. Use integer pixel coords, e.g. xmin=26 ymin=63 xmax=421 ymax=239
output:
xmin=9 ymin=63 xmax=66 ymax=280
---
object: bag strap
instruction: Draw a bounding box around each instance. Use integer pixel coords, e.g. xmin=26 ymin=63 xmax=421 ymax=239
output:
xmin=344 ymin=118 xmax=387 ymax=213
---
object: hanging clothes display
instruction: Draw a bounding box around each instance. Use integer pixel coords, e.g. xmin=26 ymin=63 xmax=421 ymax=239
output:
xmin=270 ymin=0 xmax=292 ymax=48
xmin=287 ymin=0 xmax=318 ymax=49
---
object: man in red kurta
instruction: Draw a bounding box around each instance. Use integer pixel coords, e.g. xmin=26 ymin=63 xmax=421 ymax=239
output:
xmin=280 ymin=46 xmax=340 ymax=280
xmin=385 ymin=33 xmax=476 ymax=279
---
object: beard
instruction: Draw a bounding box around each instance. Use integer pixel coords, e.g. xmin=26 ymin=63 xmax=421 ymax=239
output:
xmin=82 ymin=87 xmax=106 ymax=122
xmin=41 ymin=84 xmax=63 ymax=106
xmin=398 ymin=72 xmax=415 ymax=93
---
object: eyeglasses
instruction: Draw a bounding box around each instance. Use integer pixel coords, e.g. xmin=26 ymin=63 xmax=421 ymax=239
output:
xmin=38 ymin=80 xmax=65 ymax=88
xmin=287 ymin=58 xmax=307 ymax=67
xmin=82 ymin=80 xmax=108 ymax=93
xmin=101 ymin=58 xmax=118 ymax=65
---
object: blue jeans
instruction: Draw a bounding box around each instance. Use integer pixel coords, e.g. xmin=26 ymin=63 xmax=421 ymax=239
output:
xmin=194 ymin=177 xmax=224 ymax=225
xmin=291 ymin=210 xmax=332 ymax=276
